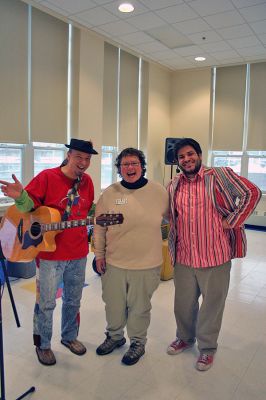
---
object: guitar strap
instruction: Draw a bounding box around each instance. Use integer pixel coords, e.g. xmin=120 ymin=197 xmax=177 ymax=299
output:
xmin=62 ymin=176 xmax=81 ymax=221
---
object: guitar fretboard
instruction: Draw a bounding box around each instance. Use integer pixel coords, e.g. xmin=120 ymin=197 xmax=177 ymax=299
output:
xmin=41 ymin=217 xmax=93 ymax=232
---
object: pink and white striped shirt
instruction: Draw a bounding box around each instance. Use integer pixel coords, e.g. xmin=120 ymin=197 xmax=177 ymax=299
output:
xmin=175 ymin=168 xmax=231 ymax=267
xmin=167 ymin=166 xmax=261 ymax=268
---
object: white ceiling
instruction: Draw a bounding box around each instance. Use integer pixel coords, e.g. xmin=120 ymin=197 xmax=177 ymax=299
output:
xmin=24 ymin=0 xmax=266 ymax=70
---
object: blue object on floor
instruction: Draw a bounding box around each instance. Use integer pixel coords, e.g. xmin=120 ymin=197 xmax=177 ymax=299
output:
xmin=0 ymin=261 xmax=5 ymax=284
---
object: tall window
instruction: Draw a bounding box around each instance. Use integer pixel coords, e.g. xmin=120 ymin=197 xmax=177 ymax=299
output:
xmin=0 ymin=143 xmax=23 ymax=200
xmin=0 ymin=142 xmax=65 ymax=203
xmin=212 ymin=150 xmax=266 ymax=193
xmin=247 ymin=151 xmax=266 ymax=192
xmin=211 ymin=65 xmax=266 ymax=194
xmin=212 ymin=151 xmax=242 ymax=174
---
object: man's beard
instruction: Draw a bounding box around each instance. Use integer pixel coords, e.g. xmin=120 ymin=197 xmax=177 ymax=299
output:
xmin=179 ymin=159 xmax=202 ymax=176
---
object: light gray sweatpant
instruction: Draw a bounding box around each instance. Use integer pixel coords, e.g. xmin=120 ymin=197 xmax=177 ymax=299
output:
xmin=173 ymin=261 xmax=231 ymax=354
xmin=101 ymin=264 xmax=161 ymax=345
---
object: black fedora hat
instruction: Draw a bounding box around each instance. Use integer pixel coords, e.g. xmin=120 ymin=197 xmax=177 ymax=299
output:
xmin=65 ymin=138 xmax=98 ymax=155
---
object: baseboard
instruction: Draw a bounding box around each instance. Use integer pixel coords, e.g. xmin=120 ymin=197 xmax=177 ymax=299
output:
xmin=245 ymin=224 xmax=266 ymax=232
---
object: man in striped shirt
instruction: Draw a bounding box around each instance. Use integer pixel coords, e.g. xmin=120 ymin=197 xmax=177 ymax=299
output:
xmin=167 ymin=138 xmax=261 ymax=371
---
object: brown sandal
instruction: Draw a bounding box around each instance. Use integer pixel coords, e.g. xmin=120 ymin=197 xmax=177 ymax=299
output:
xmin=36 ymin=347 xmax=56 ymax=366
xmin=61 ymin=339 xmax=86 ymax=355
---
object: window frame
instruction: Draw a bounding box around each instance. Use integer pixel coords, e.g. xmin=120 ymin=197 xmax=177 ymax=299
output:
xmin=101 ymin=146 xmax=118 ymax=191
xmin=211 ymin=150 xmax=266 ymax=194
xmin=33 ymin=142 xmax=66 ymax=177
xmin=0 ymin=142 xmax=66 ymax=204
xmin=0 ymin=143 xmax=24 ymax=202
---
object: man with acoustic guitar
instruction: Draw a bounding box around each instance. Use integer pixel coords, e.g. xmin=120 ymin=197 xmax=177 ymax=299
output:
xmin=0 ymin=138 xmax=98 ymax=366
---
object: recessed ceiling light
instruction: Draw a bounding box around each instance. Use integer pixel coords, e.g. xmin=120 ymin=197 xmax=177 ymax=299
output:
xmin=118 ymin=3 xmax=134 ymax=13
xmin=195 ymin=56 xmax=206 ymax=62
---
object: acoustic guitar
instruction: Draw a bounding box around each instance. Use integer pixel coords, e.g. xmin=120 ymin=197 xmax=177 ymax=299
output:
xmin=0 ymin=205 xmax=123 ymax=262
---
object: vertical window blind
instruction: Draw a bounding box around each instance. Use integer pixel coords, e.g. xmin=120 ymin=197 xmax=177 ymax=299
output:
xmin=212 ymin=65 xmax=246 ymax=151
xmin=31 ymin=8 xmax=68 ymax=144
xmin=0 ymin=0 xmax=28 ymax=143
xmin=248 ymin=62 xmax=266 ymax=151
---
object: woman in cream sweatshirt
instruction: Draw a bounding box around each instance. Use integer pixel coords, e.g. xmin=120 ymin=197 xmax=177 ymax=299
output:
xmin=94 ymin=148 xmax=168 ymax=366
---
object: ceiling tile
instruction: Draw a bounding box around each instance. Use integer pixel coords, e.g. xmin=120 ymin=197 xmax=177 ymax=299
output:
xmin=204 ymin=10 xmax=245 ymax=29
xmin=126 ymin=12 xmax=165 ymax=30
xmin=99 ymin=20 xmax=138 ymax=35
xmin=258 ymin=33 xmax=266 ymax=44
xmin=218 ymin=57 xmax=245 ymax=65
xmin=150 ymin=49 xmax=184 ymax=61
xmin=210 ymin=49 xmax=241 ymax=60
xmin=173 ymin=18 xmax=211 ymax=34
xmin=93 ymin=0 xmax=115 ymax=4
xmin=231 ymin=0 xmax=266 ymax=8
xmin=145 ymin=25 xmax=193 ymax=49
xmin=237 ymin=45 xmax=266 ymax=56
xmin=174 ymin=44 xmax=204 ymax=56
xmin=250 ymin=20 xmax=266 ymax=35
xmin=188 ymin=30 xmax=223 ymax=44
xmin=217 ymin=24 xmax=254 ymax=39
xmin=44 ymin=0 xmax=96 ymax=15
xmin=38 ymin=1 xmax=70 ymax=16
xmin=165 ymin=58 xmax=195 ymax=69
xmin=167 ymin=57 xmax=193 ymax=65
xmin=155 ymin=3 xmax=198 ymax=23
xmin=135 ymin=40 xmax=168 ymax=53
xmin=139 ymin=0 xmax=183 ymax=10
xmin=238 ymin=4 xmax=266 ymax=22
xmin=74 ymin=7 xmax=118 ymax=25
xmin=121 ymin=31 xmax=154 ymax=45
xmin=70 ymin=15 xmax=94 ymax=27
xmin=200 ymin=40 xmax=232 ymax=52
xmin=189 ymin=0 xmax=234 ymax=17
xmin=227 ymin=35 xmax=262 ymax=49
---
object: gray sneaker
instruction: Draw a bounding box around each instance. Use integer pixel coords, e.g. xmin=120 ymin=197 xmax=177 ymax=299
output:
xmin=96 ymin=333 xmax=126 ymax=355
xmin=121 ymin=341 xmax=145 ymax=366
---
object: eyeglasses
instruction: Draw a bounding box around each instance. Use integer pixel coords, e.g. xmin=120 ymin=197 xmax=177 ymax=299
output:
xmin=120 ymin=162 xmax=140 ymax=168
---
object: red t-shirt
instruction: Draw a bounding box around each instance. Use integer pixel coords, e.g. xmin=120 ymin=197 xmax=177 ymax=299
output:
xmin=25 ymin=167 xmax=94 ymax=260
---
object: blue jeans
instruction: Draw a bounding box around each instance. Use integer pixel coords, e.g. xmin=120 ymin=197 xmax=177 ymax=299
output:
xmin=33 ymin=257 xmax=87 ymax=349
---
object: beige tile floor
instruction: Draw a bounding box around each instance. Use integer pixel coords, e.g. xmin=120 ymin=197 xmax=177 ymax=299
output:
xmin=1 ymin=229 xmax=266 ymax=400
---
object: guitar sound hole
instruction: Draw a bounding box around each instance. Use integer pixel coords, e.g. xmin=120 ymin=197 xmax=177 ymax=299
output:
xmin=30 ymin=222 xmax=41 ymax=238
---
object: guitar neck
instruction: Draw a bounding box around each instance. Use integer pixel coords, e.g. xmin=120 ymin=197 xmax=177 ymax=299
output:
xmin=42 ymin=217 xmax=94 ymax=232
